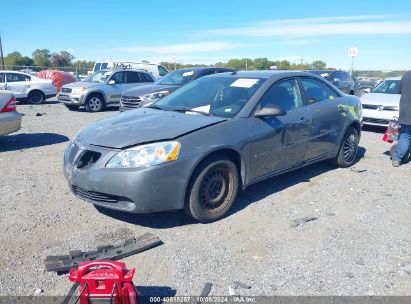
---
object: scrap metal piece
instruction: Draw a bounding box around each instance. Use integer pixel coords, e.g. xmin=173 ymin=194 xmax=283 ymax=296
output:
xmin=44 ymin=232 xmax=162 ymax=273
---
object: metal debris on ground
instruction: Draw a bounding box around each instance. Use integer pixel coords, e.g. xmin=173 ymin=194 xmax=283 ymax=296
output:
xmin=35 ymin=112 xmax=46 ymax=116
xmin=350 ymin=167 xmax=367 ymax=173
xmin=290 ymin=216 xmax=318 ymax=228
xmin=44 ymin=232 xmax=162 ymax=273
xmin=199 ymin=282 xmax=213 ymax=297
xmin=233 ymin=281 xmax=251 ymax=289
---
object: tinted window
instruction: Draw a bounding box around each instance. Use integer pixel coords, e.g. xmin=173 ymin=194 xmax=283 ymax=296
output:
xmin=300 ymin=78 xmax=339 ymax=104
xmin=334 ymin=71 xmax=349 ymax=82
xmin=201 ymin=69 xmax=218 ymax=77
xmin=0 ymin=73 xmax=4 ymax=83
xmin=101 ymin=63 xmax=108 ymax=70
xmin=6 ymin=73 xmax=30 ymax=82
xmin=158 ymin=66 xmax=169 ymax=77
xmin=94 ymin=63 xmax=101 ymax=72
xmin=155 ymin=77 xmax=265 ymax=118
xmin=140 ymin=73 xmax=154 ymax=82
xmin=156 ymin=69 xmax=198 ymax=85
xmin=111 ymin=72 xmax=126 ymax=84
xmin=126 ymin=71 xmax=141 ymax=83
xmin=259 ymin=78 xmax=302 ymax=111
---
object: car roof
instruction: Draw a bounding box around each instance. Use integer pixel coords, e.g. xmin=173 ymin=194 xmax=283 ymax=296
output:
xmin=211 ymin=70 xmax=318 ymax=79
xmin=99 ymin=68 xmax=151 ymax=73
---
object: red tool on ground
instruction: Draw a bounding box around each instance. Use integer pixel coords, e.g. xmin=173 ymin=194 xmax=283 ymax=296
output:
xmin=68 ymin=260 xmax=139 ymax=304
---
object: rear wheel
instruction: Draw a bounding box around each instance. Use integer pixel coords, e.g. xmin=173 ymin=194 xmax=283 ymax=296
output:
xmin=184 ymin=155 xmax=240 ymax=222
xmin=331 ymin=126 xmax=359 ymax=167
xmin=85 ymin=94 xmax=105 ymax=112
xmin=28 ymin=90 xmax=45 ymax=104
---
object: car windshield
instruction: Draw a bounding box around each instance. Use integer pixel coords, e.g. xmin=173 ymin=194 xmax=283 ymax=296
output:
xmin=86 ymin=70 xmax=112 ymax=83
xmin=153 ymin=76 xmax=266 ymax=118
xmin=156 ymin=69 xmax=198 ymax=86
xmin=372 ymin=80 xmax=400 ymax=94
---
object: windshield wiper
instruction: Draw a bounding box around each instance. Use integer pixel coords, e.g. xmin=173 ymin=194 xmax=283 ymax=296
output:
xmin=172 ymin=107 xmax=212 ymax=116
xmin=146 ymin=105 xmax=165 ymax=110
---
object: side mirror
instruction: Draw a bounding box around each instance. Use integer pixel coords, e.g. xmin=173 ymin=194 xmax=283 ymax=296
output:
xmin=108 ymin=80 xmax=116 ymax=85
xmin=254 ymin=104 xmax=287 ymax=118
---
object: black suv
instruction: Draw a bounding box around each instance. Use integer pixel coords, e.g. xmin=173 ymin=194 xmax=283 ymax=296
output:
xmin=120 ymin=67 xmax=233 ymax=111
xmin=307 ymin=70 xmax=355 ymax=95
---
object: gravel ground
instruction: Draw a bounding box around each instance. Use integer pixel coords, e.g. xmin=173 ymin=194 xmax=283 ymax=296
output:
xmin=0 ymin=100 xmax=410 ymax=297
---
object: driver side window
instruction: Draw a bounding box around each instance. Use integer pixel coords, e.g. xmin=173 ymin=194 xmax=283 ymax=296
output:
xmin=259 ymin=78 xmax=302 ymax=112
xmin=111 ymin=72 xmax=126 ymax=84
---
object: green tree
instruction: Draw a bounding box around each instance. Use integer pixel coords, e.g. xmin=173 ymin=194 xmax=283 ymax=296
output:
xmin=310 ymin=60 xmax=326 ymax=70
xmin=253 ymin=58 xmax=270 ymax=70
xmin=32 ymin=49 xmax=51 ymax=67
xmin=51 ymin=51 xmax=74 ymax=67
xmin=4 ymin=51 xmax=33 ymax=66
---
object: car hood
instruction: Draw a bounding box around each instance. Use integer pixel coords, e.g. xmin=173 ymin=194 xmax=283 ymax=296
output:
xmin=63 ymin=81 xmax=103 ymax=89
xmin=361 ymin=93 xmax=400 ymax=106
xmin=122 ymin=84 xmax=180 ymax=97
xmin=76 ymin=108 xmax=226 ymax=149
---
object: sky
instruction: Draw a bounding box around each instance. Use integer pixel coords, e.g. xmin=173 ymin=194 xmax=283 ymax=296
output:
xmin=1 ymin=0 xmax=411 ymax=70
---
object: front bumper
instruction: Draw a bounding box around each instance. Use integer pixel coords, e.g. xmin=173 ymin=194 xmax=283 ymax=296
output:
xmin=362 ymin=108 xmax=399 ymax=126
xmin=0 ymin=111 xmax=22 ymax=136
xmin=63 ymin=141 xmax=198 ymax=213
xmin=58 ymin=93 xmax=86 ymax=105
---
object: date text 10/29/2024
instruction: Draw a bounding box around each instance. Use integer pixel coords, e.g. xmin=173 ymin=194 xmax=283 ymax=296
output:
xmin=149 ymin=296 xmax=257 ymax=303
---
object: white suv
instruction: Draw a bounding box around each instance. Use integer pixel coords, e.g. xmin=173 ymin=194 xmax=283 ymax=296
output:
xmin=0 ymin=71 xmax=57 ymax=104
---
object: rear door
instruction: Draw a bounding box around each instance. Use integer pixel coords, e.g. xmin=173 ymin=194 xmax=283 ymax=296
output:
xmin=248 ymin=78 xmax=312 ymax=180
xmin=5 ymin=73 xmax=31 ymax=98
xmin=298 ymin=77 xmax=348 ymax=161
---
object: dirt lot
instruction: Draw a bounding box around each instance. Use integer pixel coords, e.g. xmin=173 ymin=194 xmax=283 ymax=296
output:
xmin=0 ymin=100 xmax=410 ymax=297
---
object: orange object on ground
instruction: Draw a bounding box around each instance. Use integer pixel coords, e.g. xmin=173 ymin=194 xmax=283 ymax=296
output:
xmin=37 ymin=69 xmax=76 ymax=92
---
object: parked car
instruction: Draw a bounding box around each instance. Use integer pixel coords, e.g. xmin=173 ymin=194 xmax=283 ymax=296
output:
xmin=0 ymin=70 xmax=57 ymax=104
xmin=119 ymin=67 xmax=234 ymax=111
xmin=352 ymin=76 xmax=376 ymax=97
xmin=0 ymin=91 xmax=22 ymax=136
xmin=92 ymin=61 xmax=169 ymax=79
xmin=58 ymin=69 xmax=155 ymax=112
xmin=64 ymin=71 xmax=361 ymax=222
xmin=307 ymin=70 xmax=355 ymax=95
xmin=360 ymin=77 xmax=401 ymax=126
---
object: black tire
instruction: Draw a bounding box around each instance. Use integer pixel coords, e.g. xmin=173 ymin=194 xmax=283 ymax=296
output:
xmin=184 ymin=155 xmax=240 ymax=223
xmin=331 ymin=126 xmax=359 ymax=167
xmin=85 ymin=93 xmax=105 ymax=112
xmin=28 ymin=90 xmax=45 ymax=104
xmin=65 ymin=105 xmax=80 ymax=111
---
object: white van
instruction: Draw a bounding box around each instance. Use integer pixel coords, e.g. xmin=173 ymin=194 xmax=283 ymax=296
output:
xmin=92 ymin=61 xmax=169 ymax=79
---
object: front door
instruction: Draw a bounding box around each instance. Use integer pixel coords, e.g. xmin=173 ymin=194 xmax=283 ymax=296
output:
xmin=299 ymin=77 xmax=348 ymax=161
xmin=5 ymin=72 xmax=30 ymax=98
xmin=248 ymin=78 xmax=312 ymax=181
xmin=106 ymin=71 xmax=128 ymax=104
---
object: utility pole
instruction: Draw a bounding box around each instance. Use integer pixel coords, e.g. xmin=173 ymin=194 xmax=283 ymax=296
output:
xmin=245 ymin=58 xmax=248 ymax=71
xmin=0 ymin=35 xmax=5 ymax=70
xmin=300 ymin=56 xmax=304 ymax=66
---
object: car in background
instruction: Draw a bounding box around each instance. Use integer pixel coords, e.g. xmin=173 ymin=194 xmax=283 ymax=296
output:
xmin=64 ymin=71 xmax=361 ymax=222
xmin=0 ymin=70 xmax=57 ymax=104
xmin=0 ymin=91 xmax=22 ymax=136
xmin=119 ymin=67 xmax=234 ymax=111
xmin=307 ymin=70 xmax=355 ymax=95
xmin=92 ymin=61 xmax=169 ymax=79
xmin=360 ymin=77 xmax=401 ymax=127
xmin=58 ymin=69 xmax=155 ymax=112
xmin=352 ymin=76 xmax=376 ymax=97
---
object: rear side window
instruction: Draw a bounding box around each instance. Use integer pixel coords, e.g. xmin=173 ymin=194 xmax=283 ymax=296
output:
xmin=259 ymin=78 xmax=302 ymax=112
xmin=158 ymin=66 xmax=168 ymax=77
xmin=6 ymin=73 xmax=29 ymax=82
xmin=139 ymin=73 xmax=154 ymax=82
xmin=126 ymin=71 xmax=142 ymax=83
xmin=300 ymin=78 xmax=339 ymax=104
xmin=0 ymin=73 xmax=4 ymax=82
xmin=334 ymin=71 xmax=349 ymax=82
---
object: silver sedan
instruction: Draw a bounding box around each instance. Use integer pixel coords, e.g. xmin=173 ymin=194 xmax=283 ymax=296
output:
xmin=0 ymin=90 xmax=22 ymax=136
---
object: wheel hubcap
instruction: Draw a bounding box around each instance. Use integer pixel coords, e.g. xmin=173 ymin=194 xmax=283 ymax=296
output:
xmin=343 ymin=132 xmax=358 ymax=162
xmin=200 ymin=167 xmax=230 ymax=213
xmin=89 ymin=97 xmax=102 ymax=111
xmin=31 ymin=92 xmax=43 ymax=103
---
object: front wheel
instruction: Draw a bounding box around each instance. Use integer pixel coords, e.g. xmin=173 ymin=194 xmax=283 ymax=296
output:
xmin=184 ymin=155 xmax=240 ymax=223
xmin=331 ymin=126 xmax=359 ymax=167
xmin=85 ymin=94 xmax=105 ymax=112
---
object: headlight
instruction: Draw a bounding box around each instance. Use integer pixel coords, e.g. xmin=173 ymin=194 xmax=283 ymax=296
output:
xmin=141 ymin=90 xmax=169 ymax=100
xmin=106 ymin=141 xmax=181 ymax=168
xmin=71 ymin=86 xmax=87 ymax=94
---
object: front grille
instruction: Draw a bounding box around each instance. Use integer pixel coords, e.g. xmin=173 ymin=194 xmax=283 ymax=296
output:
xmin=363 ymin=117 xmax=390 ymax=125
xmin=61 ymin=87 xmax=72 ymax=93
xmin=75 ymin=151 xmax=101 ymax=169
xmin=67 ymin=143 xmax=79 ymax=164
xmin=121 ymin=96 xmax=141 ymax=108
xmin=73 ymin=186 xmax=119 ymax=203
xmin=362 ymin=104 xmax=399 ymax=111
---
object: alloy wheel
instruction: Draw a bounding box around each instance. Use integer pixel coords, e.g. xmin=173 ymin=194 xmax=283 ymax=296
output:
xmin=343 ymin=131 xmax=358 ymax=162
